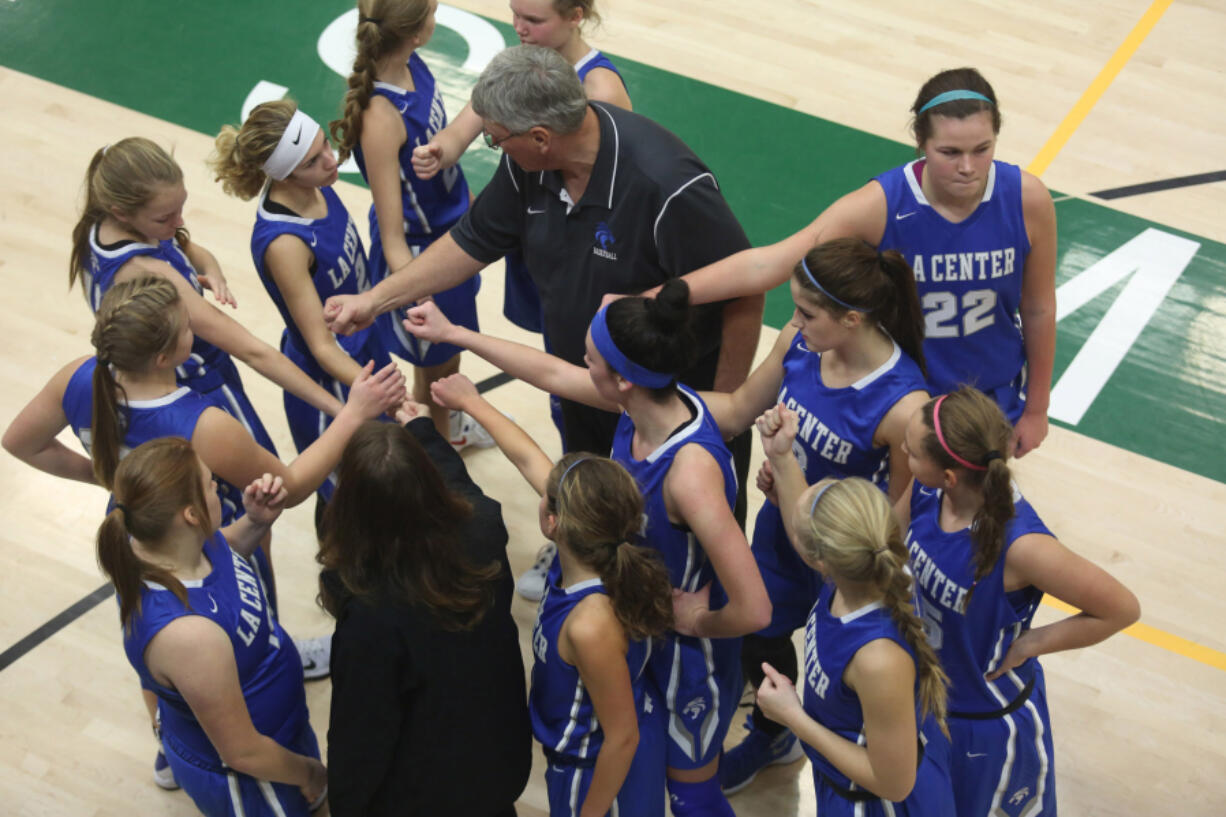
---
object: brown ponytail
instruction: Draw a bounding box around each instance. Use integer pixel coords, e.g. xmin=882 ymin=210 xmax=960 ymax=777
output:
xmin=920 ymin=388 xmax=1015 ymax=607
xmin=70 ymin=138 xmax=187 ymax=290
xmin=792 ymin=238 xmax=927 ymax=375
xmin=547 ymin=454 xmax=673 ymax=640
xmin=330 ymin=0 xmax=434 ymax=162
xmin=798 ymin=477 xmax=949 ymax=732
xmin=97 ymin=437 xmax=212 ymax=630
xmin=90 ymin=277 xmax=186 ymax=488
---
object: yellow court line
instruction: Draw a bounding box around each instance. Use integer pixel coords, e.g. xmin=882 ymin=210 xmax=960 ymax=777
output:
xmin=1027 ymin=0 xmax=1173 ymax=177
xmin=1042 ymin=596 xmax=1226 ymax=673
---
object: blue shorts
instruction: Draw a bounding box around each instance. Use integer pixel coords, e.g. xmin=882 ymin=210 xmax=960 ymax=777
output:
xmin=649 ymin=632 xmax=741 ymax=770
xmin=751 ymin=503 xmax=822 ymax=637
xmin=281 ymin=333 xmax=392 ymax=502
xmin=949 ymin=667 xmax=1056 ymax=816
xmin=162 ymin=716 xmax=320 ymax=817
xmin=197 ymin=357 xmax=278 ymax=457
xmin=544 ymin=681 xmax=667 ymax=817
xmin=810 ymin=722 xmax=954 ymax=816
xmin=368 ymin=233 xmax=480 ymax=367
xmin=502 ymin=250 xmax=543 ymax=333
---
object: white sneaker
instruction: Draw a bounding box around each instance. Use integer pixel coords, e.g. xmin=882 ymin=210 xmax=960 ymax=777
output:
xmin=450 ymin=410 xmax=495 ymax=452
xmin=153 ymin=750 xmax=179 ymax=790
xmin=516 ymin=542 xmax=557 ymax=602
xmin=296 ymin=635 xmax=331 ymax=681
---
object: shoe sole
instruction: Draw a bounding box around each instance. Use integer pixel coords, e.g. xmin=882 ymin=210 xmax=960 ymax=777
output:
xmin=721 ymin=740 xmax=805 ymax=795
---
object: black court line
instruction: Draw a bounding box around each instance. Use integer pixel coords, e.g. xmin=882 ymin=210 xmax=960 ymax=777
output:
xmin=0 ymin=584 xmax=116 ymax=672
xmin=1091 ymin=170 xmax=1226 ymax=200
xmin=0 ymin=370 xmax=520 ymax=673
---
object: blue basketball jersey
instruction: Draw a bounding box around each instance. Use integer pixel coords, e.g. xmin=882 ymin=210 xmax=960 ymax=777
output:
xmin=905 ymin=485 xmax=1051 ymax=713
xmin=876 ymin=160 xmax=1030 ymax=401
xmin=250 ymin=185 xmax=383 ymax=381
xmin=353 ymin=53 xmax=469 ymax=241
xmin=574 ymin=48 xmax=626 ymax=86
xmin=752 ymin=332 xmax=927 ymax=635
xmin=123 ymin=532 xmax=309 ymax=770
xmin=61 ymin=357 xmax=244 ymax=523
xmin=530 ymin=577 xmax=652 ymax=760
xmin=353 ymin=53 xmax=479 ymax=366
xmin=85 ymin=224 xmax=233 ymax=393
xmin=611 ymin=386 xmax=737 ymax=602
xmin=611 ymin=386 xmax=742 ymax=768
xmin=800 ymin=582 xmax=954 ymax=815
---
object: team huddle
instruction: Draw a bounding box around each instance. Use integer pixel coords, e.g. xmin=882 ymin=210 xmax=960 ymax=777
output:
xmin=1 ymin=1 xmax=1142 ymax=816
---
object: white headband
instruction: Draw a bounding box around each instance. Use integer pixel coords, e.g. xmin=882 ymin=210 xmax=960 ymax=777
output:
xmin=262 ymin=109 xmax=321 ymax=181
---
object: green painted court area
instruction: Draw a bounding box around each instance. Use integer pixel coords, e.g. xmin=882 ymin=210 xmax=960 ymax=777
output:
xmin=4 ymin=0 xmax=1224 ymax=482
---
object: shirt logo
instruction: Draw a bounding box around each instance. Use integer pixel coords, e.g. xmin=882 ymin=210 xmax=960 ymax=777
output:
xmin=682 ymin=696 xmax=707 ymax=720
xmin=527 ymin=206 xmax=546 ymax=215
xmin=896 ymin=211 xmax=917 ymax=221
xmin=592 ymin=222 xmax=618 ymax=261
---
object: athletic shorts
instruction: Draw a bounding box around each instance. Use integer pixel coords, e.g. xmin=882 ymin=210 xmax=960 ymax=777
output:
xmin=368 ymin=234 xmax=480 ymax=368
xmin=544 ymin=681 xmax=666 ymax=817
xmin=949 ymin=666 xmax=1057 ymax=816
xmin=650 ymin=632 xmax=741 ymax=770
xmin=163 ymin=717 xmax=320 ymax=817
xmin=750 ymin=503 xmax=822 ymax=637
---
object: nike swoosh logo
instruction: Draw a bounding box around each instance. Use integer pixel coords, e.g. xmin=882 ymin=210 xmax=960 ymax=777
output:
xmin=208 ymin=595 xmax=218 ymax=613
xmin=527 ymin=207 xmax=546 ymax=215
xmin=896 ymin=211 xmax=917 ymax=220
xmin=291 ymin=125 xmax=303 ymax=145
xmin=302 ymin=659 xmax=317 ymax=671
xmin=966 ymin=752 xmax=988 ymax=758
xmin=309 ymin=232 xmax=318 ymax=247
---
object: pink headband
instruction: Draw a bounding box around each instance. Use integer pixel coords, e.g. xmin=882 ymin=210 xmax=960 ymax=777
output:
xmin=932 ymin=394 xmax=987 ymax=472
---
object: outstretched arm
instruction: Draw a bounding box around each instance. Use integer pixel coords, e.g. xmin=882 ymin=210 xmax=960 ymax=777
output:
xmin=755 ymin=404 xmax=809 ymax=548
xmin=222 ymin=474 xmax=288 ymax=558
xmin=2 ymin=357 xmax=96 ymax=484
xmin=431 ymin=374 xmax=554 ymax=496
xmin=411 ymin=103 xmax=483 ymax=180
xmin=114 ymin=257 xmax=344 ymax=417
xmin=405 ymin=301 xmax=618 ymax=411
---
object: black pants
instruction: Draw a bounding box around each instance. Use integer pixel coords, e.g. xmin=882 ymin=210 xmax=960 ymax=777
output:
xmin=740 ymin=633 xmax=799 ymax=738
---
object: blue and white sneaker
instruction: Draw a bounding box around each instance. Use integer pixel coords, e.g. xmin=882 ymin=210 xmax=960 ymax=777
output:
xmin=719 ymin=715 xmax=804 ymax=794
xmin=153 ymin=750 xmax=179 ymax=790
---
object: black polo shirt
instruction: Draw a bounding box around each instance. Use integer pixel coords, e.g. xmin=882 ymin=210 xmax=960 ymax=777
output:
xmin=450 ymin=102 xmax=750 ymax=374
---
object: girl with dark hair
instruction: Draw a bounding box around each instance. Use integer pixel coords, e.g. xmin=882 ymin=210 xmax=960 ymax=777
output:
xmin=699 ymin=238 xmax=931 ymax=793
xmin=431 ymin=372 xmax=672 ymax=817
xmin=656 ymin=67 xmax=1057 ymax=458
xmin=211 ymin=99 xmax=392 ymax=504
xmin=97 ymin=437 xmax=326 ymax=816
xmin=318 ymin=408 xmax=531 ymax=817
xmin=753 ymin=402 xmax=954 ymax=815
xmin=406 ymin=280 xmax=770 ymax=817
xmin=898 ymin=387 xmax=1139 ymax=816
xmin=3 ymin=277 xmax=403 ymax=710
xmin=70 ymin=137 xmax=346 ymax=453
xmin=329 ymin=0 xmax=489 ymax=448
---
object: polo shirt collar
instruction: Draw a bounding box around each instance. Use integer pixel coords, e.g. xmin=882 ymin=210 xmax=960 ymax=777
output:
xmin=538 ymin=102 xmax=618 ymax=212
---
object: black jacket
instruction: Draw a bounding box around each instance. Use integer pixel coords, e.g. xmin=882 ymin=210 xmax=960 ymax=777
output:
xmin=325 ymin=418 xmax=531 ymax=816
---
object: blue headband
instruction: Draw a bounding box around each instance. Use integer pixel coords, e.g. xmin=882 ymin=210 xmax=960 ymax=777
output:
xmin=808 ymin=482 xmax=835 ymax=516
xmin=917 ymin=90 xmax=994 ymax=115
xmin=799 ymin=258 xmax=867 ymax=312
xmin=558 ymin=456 xmax=592 ymax=489
xmin=589 ymin=306 xmax=675 ymax=389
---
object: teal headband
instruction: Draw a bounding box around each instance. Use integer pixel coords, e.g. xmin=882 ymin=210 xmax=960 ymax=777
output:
xmin=918 ymin=90 xmax=993 ymax=115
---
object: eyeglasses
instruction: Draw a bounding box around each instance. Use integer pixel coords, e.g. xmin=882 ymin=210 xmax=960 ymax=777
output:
xmin=483 ymin=127 xmax=529 ymax=150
